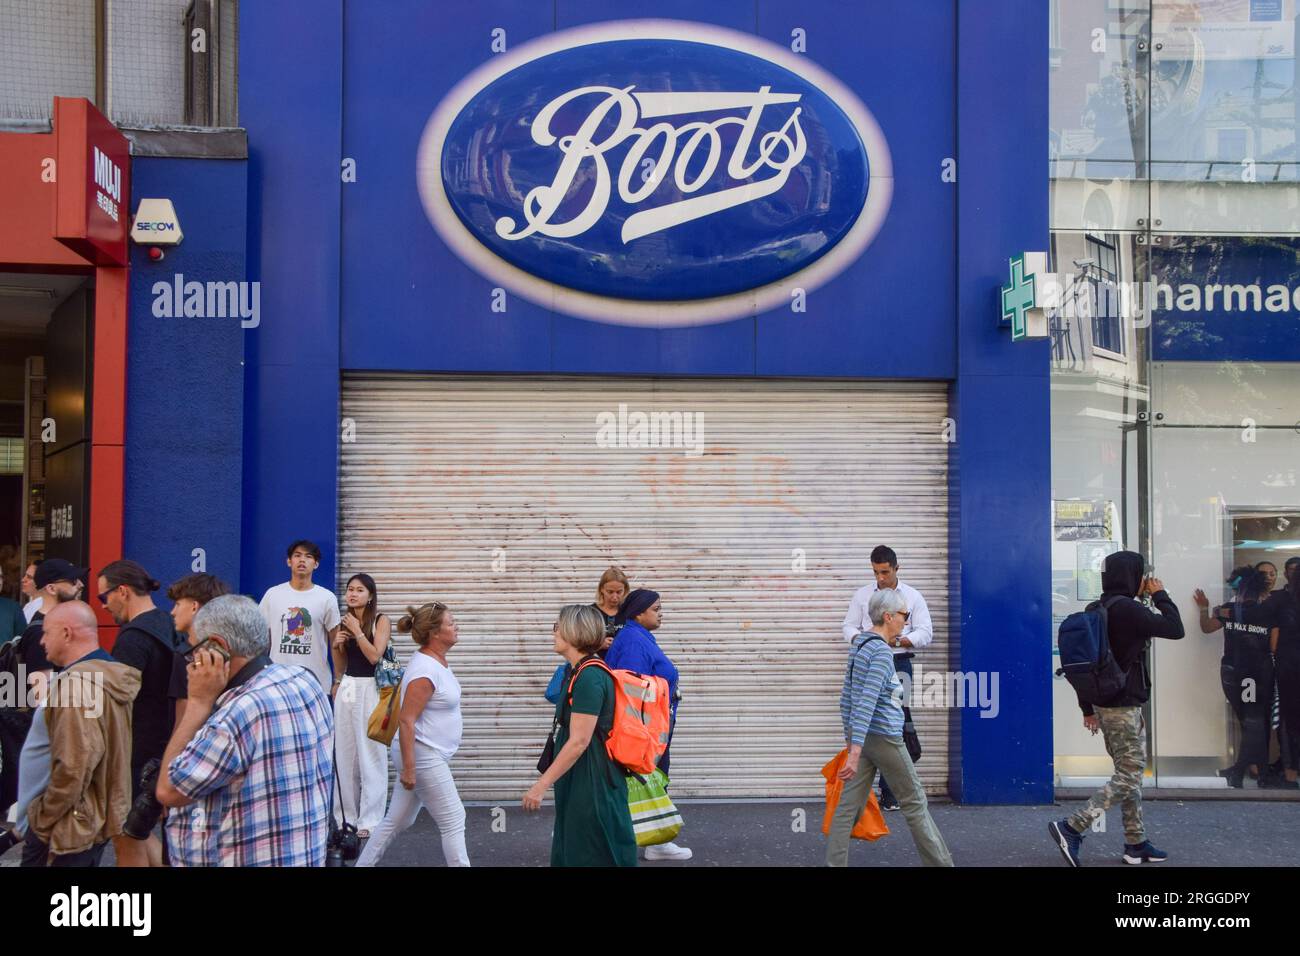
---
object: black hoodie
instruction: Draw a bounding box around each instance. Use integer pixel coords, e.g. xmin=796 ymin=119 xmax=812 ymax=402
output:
xmin=1079 ymin=550 xmax=1186 ymax=716
xmin=111 ymin=607 xmax=182 ymax=793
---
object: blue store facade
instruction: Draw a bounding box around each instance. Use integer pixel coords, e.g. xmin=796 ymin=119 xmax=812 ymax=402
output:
xmin=109 ymin=1 xmax=1051 ymax=802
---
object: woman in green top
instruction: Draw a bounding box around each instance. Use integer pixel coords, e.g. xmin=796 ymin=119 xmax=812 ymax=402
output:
xmin=522 ymin=604 xmax=636 ymax=867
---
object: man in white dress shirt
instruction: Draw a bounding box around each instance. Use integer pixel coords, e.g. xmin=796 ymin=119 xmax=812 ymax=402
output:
xmin=841 ymin=545 xmax=934 ymax=810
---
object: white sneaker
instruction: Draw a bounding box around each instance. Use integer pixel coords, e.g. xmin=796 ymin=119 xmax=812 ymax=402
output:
xmin=644 ymin=841 xmax=693 ymax=862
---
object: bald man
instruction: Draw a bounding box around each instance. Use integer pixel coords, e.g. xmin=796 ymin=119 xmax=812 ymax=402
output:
xmin=12 ymin=600 xmax=140 ymax=867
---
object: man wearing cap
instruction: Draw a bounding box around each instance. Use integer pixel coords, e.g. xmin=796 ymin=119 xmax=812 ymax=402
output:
xmin=0 ymin=559 xmax=86 ymax=835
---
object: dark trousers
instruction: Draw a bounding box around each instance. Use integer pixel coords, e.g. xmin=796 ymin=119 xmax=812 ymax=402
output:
xmin=1222 ymin=657 xmax=1274 ymax=769
xmin=877 ymin=655 xmax=913 ymax=804
xmin=20 ymin=828 xmax=108 ymax=867
xmin=0 ymin=708 xmax=34 ymax=819
xmin=1277 ymin=654 xmax=1300 ymax=772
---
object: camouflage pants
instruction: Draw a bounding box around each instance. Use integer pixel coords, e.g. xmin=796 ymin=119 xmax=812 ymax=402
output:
xmin=1068 ymin=705 xmax=1146 ymax=844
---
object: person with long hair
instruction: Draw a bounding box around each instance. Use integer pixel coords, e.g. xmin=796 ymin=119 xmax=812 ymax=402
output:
xmin=522 ymin=604 xmax=636 ymax=867
xmin=331 ymin=573 xmax=392 ymax=836
xmin=592 ymin=566 xmax=629 ymax=646
xmin=98 ymin=559 xmax=181 ymax=867
xmin=355 ymin=602 xmax=468 ymax=867
xmin=1194 ymin=566 xmax=1279 ymax=788
xmin=545 ymin=567 xmax=629 ymax=705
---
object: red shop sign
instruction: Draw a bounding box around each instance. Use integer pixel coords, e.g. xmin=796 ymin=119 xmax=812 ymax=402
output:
xmin=53 ymin=97 xmax=130 ymax=266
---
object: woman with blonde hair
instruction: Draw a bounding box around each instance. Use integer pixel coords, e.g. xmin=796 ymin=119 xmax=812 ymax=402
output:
xmin=355 ymin=601 xmax=469 ymax=867
xmin=523 ymin=604 xmax=636 ymax=867
xmin=545 ymin=567 xmax=628 ymax=705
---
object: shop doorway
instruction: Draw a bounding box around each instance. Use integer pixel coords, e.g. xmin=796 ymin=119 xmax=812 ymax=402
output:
xmin=0 ymin=272 xmax=93 ymax=612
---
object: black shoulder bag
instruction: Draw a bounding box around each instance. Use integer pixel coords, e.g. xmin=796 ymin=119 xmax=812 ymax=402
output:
xmin=850 ymin=634 xmax=921 ymax=763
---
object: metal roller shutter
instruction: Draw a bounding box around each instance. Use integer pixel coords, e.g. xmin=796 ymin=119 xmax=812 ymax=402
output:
xmin=338 ymin=375 xmax=952 ymax=799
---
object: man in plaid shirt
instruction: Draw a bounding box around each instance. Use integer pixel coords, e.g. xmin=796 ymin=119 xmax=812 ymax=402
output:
xmin=157 ymin=594 xmax=333 ymax=866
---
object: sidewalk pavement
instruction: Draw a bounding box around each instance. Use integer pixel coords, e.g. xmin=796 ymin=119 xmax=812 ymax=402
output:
xmin=360 ymin=797 xmax=1300 ymax=867
xmin=5 ymin=797 xmax=1295 ymax=867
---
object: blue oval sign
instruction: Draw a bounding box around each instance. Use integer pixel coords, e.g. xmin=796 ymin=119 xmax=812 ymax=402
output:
xmin=419 ymin=22 xmax=891 ymax=326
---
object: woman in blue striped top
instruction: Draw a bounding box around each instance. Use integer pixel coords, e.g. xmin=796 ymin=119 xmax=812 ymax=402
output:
xmin=825 ymin=588 xmax=953 ymax=867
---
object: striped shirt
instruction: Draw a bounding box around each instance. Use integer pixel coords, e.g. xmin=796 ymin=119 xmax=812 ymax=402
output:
xmin=840 ymin=634 xmax=905 ymax=745
xmin=166 ymin=662 xmax=333 ymax=867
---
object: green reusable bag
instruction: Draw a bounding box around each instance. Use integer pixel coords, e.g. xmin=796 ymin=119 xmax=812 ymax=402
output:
xmin=626 ymin=769 xmax=683 ymax=847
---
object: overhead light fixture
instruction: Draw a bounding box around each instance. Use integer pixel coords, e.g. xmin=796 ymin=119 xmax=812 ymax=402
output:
xmin=0 ymin=286 xmax=56 ymax=299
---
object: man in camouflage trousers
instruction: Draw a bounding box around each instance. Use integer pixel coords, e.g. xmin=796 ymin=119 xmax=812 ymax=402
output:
xmin=1064 ymin=706 xmax=1145 ymax=842
xmin=1049 ymin=551 xmax=1184 ymax=866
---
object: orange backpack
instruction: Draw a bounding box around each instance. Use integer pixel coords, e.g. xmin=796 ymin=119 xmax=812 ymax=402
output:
xmin=567 ymin=657 xmax=671 ymax=775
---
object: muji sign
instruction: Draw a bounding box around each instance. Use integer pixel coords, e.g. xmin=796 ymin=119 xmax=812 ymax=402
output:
xmin=53 ymin=97 xmax=130 ymax=266
xmin=419 ymin=21 xmax=892 ymax=326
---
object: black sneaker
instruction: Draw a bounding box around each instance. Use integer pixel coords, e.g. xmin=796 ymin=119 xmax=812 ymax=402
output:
xmin=1048 ymin=818 xmax=1083 ymax=867
xmin=1123 ymin=840 xmax=1168 ymax=864
xmin=1218 ymin=765 xmax=1245 ymax=788
xmin=879 ymin=794 xmax=901 ymax=812
xmin=1259 ymin=776 xmax=1299 ymax=790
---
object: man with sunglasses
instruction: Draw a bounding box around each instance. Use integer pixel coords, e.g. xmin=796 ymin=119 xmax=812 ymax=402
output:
xmin=97 ymin=559 xmax=182 ymax=867
xmin=840 ymin=545 xmax=934 ymax=810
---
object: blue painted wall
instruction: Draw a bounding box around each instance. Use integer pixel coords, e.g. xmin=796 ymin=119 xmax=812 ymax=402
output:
xmin=952 ymin=0 xmax=1053 ymax=803
xmin=237 ymin=0 xmax=1053 ymax=802
xmin=240 ymin=0 xmax=343 ymax=598
xmin=124 ymin=157 xmax=247 ymax=599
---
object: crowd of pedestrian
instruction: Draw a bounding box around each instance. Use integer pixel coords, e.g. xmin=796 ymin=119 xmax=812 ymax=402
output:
xmin=0 ymin=538 xmax=1292 ymax=868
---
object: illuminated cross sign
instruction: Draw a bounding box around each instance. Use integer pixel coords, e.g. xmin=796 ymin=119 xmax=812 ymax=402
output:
xmin=1000 ymin=251 xmax=1051 ymax=341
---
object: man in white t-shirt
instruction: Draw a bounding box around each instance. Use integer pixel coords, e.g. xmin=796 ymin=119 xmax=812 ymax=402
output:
xmin=259 ymin=540 xmax=341 ymax=694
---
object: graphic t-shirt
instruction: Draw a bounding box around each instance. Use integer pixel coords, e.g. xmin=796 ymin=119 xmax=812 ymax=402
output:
xmin=259 ymin=582 xmax=341 ymax=691
xmin=1216 ymin=600 xmax=1276 ymax=668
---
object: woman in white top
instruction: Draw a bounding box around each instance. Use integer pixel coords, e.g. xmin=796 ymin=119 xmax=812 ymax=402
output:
xmin=355 ymin=601 xmax=469 ymax=867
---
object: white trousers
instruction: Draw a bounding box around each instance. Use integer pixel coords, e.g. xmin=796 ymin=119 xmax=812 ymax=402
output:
xmin=333 ymin=675 xmax=390 ymax=832
xmin=355 ymin=743 xmax=470 ymax=867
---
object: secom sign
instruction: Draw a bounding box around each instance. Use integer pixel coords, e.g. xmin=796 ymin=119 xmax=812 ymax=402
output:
xmin=418 ymin=20 xmax=892 ymax=327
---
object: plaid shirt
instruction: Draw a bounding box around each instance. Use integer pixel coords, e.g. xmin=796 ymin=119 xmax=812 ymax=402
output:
xmin=166 ymin=661 xmax=333 ymax=867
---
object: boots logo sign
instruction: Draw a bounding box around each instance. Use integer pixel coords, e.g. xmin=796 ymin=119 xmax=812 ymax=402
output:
xmin=418 ymin=20 xmax=892 ymax=327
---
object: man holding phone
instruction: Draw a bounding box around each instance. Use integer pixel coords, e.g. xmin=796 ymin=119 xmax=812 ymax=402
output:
xmin=1049 ymin=551 xmax=1184 ymax=867
xmin=156 ymin=594 xmax=333 ymax=866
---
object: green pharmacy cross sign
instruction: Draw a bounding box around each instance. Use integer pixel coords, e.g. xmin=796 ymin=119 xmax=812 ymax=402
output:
xmin=1000 ymin=251 xmax=1051 ymax=341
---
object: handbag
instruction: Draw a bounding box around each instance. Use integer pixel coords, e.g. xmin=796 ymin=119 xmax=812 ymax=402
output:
xmin=625 ymin=769 xmax=683 ymax=847
xmin=537 ymin=711 xmax=560 ymax=773
xmin=366 ymin=683 xmax=402 ymax=745
xmin=902 ymin=707 xmax=922 ymax=762
xmin=820 ymin=749 xmax=889 ymax=841
xmin=374 ymin=640 xmax=404 ymax=690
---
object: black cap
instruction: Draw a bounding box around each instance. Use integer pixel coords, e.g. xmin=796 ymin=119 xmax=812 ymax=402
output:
xmin=34 ymin=558 xmax=89 ymax=590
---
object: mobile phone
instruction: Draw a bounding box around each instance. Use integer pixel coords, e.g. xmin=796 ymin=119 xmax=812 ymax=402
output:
xmin=184 ymin=637 xmax=231 ymax=663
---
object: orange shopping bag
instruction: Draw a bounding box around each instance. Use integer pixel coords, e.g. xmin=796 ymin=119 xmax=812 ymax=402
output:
xmin=820 ymin=749 xmax=890 ymax=841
